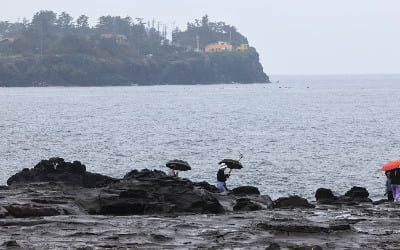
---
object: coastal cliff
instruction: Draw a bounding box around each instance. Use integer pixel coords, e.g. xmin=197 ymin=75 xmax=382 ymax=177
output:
xmin=0 ymin=12 xmax=269 ymax=86
xmin=0 ymin=49 xmax=268 ymax=86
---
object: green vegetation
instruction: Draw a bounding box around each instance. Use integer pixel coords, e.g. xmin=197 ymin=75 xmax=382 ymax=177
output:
xmin=0 ymin=11 xmax=269 ymax=86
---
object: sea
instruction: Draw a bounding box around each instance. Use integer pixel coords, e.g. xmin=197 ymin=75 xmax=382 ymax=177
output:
xmin=1 ymin=74 xmax=399 ymax=200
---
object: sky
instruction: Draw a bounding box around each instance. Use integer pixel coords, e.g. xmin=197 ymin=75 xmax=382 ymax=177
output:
xmin=1 ymin=0 xmax=399 ymax=75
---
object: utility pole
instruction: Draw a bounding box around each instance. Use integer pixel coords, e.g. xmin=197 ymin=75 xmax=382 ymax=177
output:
xmin=171 ymin=21 xmax=176 ymax=44
xmin=195 ymin=35 xmax=200 ymax=52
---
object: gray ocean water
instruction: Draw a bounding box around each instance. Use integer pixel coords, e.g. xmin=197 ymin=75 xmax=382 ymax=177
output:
xmin=1 ymin=75 xmax=399 ymax=200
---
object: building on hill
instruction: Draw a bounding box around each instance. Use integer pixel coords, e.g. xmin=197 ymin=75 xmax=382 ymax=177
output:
xmin=0 ymin=37 xmax=19 ymax=42
xmin=204 ymin=41 xmax=250 ymax=53
xmin=236 ymin=44 xmax=249 ymax=51
xmin=100 ymin=33 xmax=127 ymax=44
xmin=204 ymin=41 xmax=233 ymax=53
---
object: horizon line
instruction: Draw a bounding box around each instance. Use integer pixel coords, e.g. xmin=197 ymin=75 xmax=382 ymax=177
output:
xmin=268 ymin=73 xmax=400 ymax=76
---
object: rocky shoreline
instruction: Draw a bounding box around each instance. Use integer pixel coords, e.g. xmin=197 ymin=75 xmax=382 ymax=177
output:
xmin=0 ymin=158 xmax=399 ymax=249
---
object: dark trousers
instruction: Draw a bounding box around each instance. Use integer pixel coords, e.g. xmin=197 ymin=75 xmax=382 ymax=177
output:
xmin=388 ymin=191 xmax=394 ymax=201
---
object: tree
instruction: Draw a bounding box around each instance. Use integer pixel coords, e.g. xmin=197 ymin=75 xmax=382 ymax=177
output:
xmin=0 ymin=21 xmax=10 ymax=34
xmin=76 ymin=15 xmax=89 ymax=29
xmin=201 ymin=15 xmax=209 ymax=27
xmin=173 ymin=15 xmax=248 ymax=49
xmin=96 ymin=15 xmax=131 ymax=34
xmin=30 ymin=10 xmax=57 ymax=34
xmin=0 ymin=21 xmax=27 ymax=36
xmin=57 ymin=11 xmax=73 ymax=30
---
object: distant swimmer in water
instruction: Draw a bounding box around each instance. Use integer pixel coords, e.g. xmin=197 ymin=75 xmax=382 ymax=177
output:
xmin=216 ymin=164 xmax=231 ymax=192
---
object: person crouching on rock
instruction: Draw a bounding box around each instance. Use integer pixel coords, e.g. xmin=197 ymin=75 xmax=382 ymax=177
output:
xmin=216 ymin=164 xmax=231 ymax=192
xmin=167 ymin=165 xmax=179 ymax=177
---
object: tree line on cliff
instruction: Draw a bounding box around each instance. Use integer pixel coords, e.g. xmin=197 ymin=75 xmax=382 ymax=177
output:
xmin=0 ymin=11 xmax=269 ymax=86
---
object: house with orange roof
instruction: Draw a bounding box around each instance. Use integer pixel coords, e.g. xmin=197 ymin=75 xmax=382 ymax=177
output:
xmin=204 ymin=41 xmax=233 ymax=53
xmin=236 ymin=44 xmax=249 ymax=51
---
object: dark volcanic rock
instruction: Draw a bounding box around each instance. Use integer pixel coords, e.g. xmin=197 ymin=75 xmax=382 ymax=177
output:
xmin=233 ymin=198 xmax=262 ymax=211
xmin=257 ymin=219 xmax=350 ymax=233
xmin=315 ymin=188 xmax=339 ymax=204
xmin=4 ymin=204 xmax=62 ymax=218
xmin=373 ymin=199 xmax=388 ymax=205
xmin=344 ymin=186 xmax=371 ymax=202
xmin=5 ymin=165 xmax=227 ymax=217
xmin=231 ymin=186 xmax=260 ymax=196
xmin=1 ymin=240 xmax=22 ymax=249
xmin=293 ymin=245 xmax=323 ymax=250
xmin=273 ymin=195 xmax=315 ymax=209
xmin=0 ymin=207 xmax=8 ymax=218
xmin=315 ymin=188 xmax=338 ymax=201
xmin=193 ymin=181 xmax=220 ymax=193
xmin=7 ymin=158 xmax=118 ymax=188
xmin=77 ymin=169 xmax=225 ymax=215
xmin=315 ymin=186 xmax=372 ymax=205
xmin=3 ymin=164 xmax=400 ymax=249
xmin=123 ymin=169 xmax=167 ymax=179
xmin=265 ymin=243 xmax=281 ymax=250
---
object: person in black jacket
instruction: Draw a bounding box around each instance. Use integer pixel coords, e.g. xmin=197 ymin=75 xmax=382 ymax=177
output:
xmin=216 ymin=164 xmax=231 ymax=192
xmin=385 ymin=171 xmax=394 ymax=202
xmin=387 ymin=168 xmax=400 ymax=202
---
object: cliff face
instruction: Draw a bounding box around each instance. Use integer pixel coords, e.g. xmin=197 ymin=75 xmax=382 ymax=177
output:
xmin=159 ymin=49 xmax=269 ymax=85
xmin=0 ymin=49 xmax=269 ymax=86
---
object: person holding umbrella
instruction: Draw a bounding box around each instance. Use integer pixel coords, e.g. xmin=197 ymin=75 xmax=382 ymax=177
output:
xmin=167 ymin=164 xmax=179 ymax=177
xmin=385 ymin=171 xmax=394 ymax=202
xmin=387 ymin=169 xmax=400 ymax=202
xmin=216 ymin=157 xmax=244 ymax=192
xmin=216 ymin=163 xmax=231 ymax=192
xmin=166 ymin=160 xmax=191 ymax=177
xmin=381 ymin=160 xmax=400 ymax=202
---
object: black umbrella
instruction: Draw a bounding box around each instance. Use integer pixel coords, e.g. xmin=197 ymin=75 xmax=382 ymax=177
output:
xmin=166 ymin=159 xmax=191 ymax=171
xmin=218 ymin=159 xmax=243 ymax=169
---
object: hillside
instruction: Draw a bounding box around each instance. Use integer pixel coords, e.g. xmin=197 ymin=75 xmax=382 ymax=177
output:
xmin=0 ymin=12 xmax=269 ymax=86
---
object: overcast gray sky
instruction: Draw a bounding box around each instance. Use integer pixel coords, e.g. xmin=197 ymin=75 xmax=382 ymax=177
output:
xmin=2 ymin=0 xmax=399 ymax=75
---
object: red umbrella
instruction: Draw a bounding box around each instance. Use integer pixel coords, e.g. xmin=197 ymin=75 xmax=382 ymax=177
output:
xmin=381 ymin=160 xmax=400 ymax=171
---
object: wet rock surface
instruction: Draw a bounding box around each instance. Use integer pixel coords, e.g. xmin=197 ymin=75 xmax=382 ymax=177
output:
xmin=344 ymin=186 xmax=372 ymax=202
xmin=1 ymin=159 xmax=400 ymax=249
xmin=273 ymin=195 xmax=315 ymax=208
xmin=316 ymin=187 xmax=373 ymax=205
xmin=315 ymin=188 xmax=338 ymax=202
xmin=7 ymin=157 xmax=118 ymax=188
xmin=233 ymin=198 xmax=263 ymax=211
xmin=0 ymin=202 xmax=399 ymax=249
xmin=83 ymin=174 xmax=225 ymax=215
xmin=231 ymin=185 xmax=261 ymax=196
